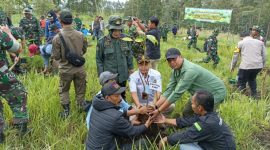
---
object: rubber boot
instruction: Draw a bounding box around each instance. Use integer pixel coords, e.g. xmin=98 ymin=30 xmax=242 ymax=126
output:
xmin=13 ymin=123 xmax=31 ymax=135
xmin=59 ymin=104 xmax=70 ymax=119
xmin=0 ymin=132 xmax=5 ymax=144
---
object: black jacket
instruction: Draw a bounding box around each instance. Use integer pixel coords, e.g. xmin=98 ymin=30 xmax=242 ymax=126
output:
xmin=168 ymin=112 xmax=236 ymax=150
xmin=86 ymin=94 xmax=147 ymax=150
xmin=146 ymin=28 xmax=161 ymax=59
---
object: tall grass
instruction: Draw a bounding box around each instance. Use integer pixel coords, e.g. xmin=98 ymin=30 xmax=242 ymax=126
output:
xmin=1 ymin=19 xmax=270 ymax=149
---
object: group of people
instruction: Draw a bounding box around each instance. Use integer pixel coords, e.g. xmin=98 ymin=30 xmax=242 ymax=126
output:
xmin=0 ymin=6 xmax=267 ymax=150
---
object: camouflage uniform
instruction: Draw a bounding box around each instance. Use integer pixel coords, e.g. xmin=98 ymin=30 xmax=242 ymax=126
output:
xmin=187 ymin=27 xmax=201 ymax=51
xmin=124 ymin=16 xmax=143 ymax=59
xmin=203 ymin=30 xmax=220 ymax=67
xmin=160 ymin=23 xmax=169 ymax=42
xmin=19 ymin=8 xmax=41 ymax=45
xmin=0 ymin=29 xmax=29 ymax=133
xmin=74 ymin=17 xmax=82 ymax=31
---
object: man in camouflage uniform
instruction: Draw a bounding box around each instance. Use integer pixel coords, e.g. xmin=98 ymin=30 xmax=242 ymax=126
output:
xmin=74 ymin=14 xmax=82 ymax=31
xmin=187 ymin=25 xmax=201 ymax=52
xmin=19 ymin=7 xmax=41 ymax=46
xmin=160 ymin=23 xmax=169 ymax=42
xmin=96 ymin=15 xmax=134 ymax=99
xmin=0 ymin=16 xmax=29 ymax=142
xmin=203 ymin=29 xmax=220 ymax=68
xmin=123 ymin=16 xmax=144 ymax=59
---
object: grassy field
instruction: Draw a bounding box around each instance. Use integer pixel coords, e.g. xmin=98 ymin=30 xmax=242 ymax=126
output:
xmin=1 ymin=17 xmax=270 ymax=149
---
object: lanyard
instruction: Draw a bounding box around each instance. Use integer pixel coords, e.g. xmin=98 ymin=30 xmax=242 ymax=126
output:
xmin=139 ymin=71 xmax=149 ymax=92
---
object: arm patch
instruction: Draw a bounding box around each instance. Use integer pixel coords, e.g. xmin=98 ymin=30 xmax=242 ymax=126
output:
xmin=194 ymin=122 xmax=202 ymax=131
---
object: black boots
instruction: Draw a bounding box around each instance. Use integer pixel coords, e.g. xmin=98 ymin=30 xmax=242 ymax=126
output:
xmin=13 ymin=122 xmax=31 ymax=135
xmin=0 ymin=132 xmax=5 ymax=144
xmin=59 ymin=104 xmax=70 ymax=119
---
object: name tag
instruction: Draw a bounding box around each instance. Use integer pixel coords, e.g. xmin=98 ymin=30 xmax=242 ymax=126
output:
xmin=149 ymin=82 xmax=160 ymax=91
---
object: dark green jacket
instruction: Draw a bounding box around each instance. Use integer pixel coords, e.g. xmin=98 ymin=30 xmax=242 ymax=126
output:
xmin=96 ymin=35 xmax=133 ymax=83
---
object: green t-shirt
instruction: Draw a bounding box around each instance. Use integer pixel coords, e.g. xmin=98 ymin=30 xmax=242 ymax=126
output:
xmin=163 ymin=59 xmax=226 ymax=104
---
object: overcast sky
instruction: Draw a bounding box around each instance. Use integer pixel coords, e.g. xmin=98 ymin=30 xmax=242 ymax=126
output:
xmin=109 ymin=0 xmax=127 ymax=3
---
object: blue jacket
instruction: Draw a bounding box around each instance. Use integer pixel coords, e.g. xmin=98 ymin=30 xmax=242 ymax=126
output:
xmin=45 ymin=20 xmax=61 ymax=39
xmin=86 ymin=94 xmax=147 ymax=150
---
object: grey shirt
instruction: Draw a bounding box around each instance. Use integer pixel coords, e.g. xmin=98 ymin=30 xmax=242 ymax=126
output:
xmin=236 ymin=36 xmax=266 ymax=69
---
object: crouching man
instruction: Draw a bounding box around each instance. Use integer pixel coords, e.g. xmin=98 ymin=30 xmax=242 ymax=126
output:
xmin=86 ymin=81 xmax=152 ymax=150
xmin=156 ymin=90 xmax=236 ymax=150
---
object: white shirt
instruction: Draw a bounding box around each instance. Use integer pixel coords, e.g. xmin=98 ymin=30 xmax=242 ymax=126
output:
xmin=238 ymin=36 xmax=266 ymax=69
xmin=129 ymin=69 xmax=162 ymax=105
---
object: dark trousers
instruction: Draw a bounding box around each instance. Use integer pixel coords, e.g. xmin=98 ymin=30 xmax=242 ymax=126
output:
xmin=237 ymin=68 xmax=261 ymax=96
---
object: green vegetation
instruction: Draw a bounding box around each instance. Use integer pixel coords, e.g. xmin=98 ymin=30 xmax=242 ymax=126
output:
xmin=0 ymin=26 xmax=269 ymax=149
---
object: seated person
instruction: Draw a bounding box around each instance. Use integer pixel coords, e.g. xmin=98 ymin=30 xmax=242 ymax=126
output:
xmin=129 ymin=54 xmax=174 ymax=113
xmin=156 ymin=90 xmax=236 ymax=150
xmin=85 ymin=81 xmax=152 ymax=150
xmin=86 ymin=71 xmax=152 ymax=130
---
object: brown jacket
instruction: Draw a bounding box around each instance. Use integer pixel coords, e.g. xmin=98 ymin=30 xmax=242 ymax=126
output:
xmin=52 ymin=26 xmax=87 ymax=73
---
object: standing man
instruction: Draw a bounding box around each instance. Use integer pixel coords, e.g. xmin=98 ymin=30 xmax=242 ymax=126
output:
xmin=187 ymin=25 xmax=201 ymax=52
xmin=136 ymin=16 xmax=161 ymax=70
xmin=45 ymin=12 xmax=61 ymax=40
xmin=129 ymin=55 xmax=162 ymax=108
xmin=91 ymin=16 xmax=100 ymax=40
xmin=156 ymin=90 xmax=236 ymax=150
xmin=230 ymin=31 xmax=266 ymax=99
xmin=172 ymin=24 xmax=178 ymax=38
xmin=0 ymin=24 xmax=29 ymax=142
xmin=151 ymin=48 xmax=226 ymax=118
xmin=74 ymin=14 xmax=82 ymax=31
xmin=19 ymin=7 xmax=41 ymax=46
xmin=202 ymin=29 xmax=220 ymax=68
xmin=51 ymin=10 xmax=88 ymax=118
xmin=99 ymin=16 xmax=105 ymax=37
xmin=160 ymin=23 xmax=169 ymax=42
xmin=96 ymin=15 xmax=134 ymax=99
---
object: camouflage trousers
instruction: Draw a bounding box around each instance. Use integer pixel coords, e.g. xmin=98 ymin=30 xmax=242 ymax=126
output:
xmin=59 ymin=69 xmax=87 ymax=106
xmin=203 ymin=50 xmax=220 ymax=65
xmin=0 ymin=64 xmax=28 ymax=132
xmin=188 ymin=39 xmax=201 ymax=51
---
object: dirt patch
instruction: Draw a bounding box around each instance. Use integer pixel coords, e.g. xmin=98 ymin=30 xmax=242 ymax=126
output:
xmin=253 ymin=125 xmax=270 ymax=149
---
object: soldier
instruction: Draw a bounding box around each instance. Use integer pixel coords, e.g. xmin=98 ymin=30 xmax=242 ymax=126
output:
xmin=187 ymin=25 xmax=201 ymax=52
xmin=51 ymin=10 xmax=88 ymax=118
xmin=0 ymin=23 xmax=29 ymax=142
xmin=160 ymin=23 xmax=169 ymax=42
xmin=19 ymin=7 xmax=41 ymax=46
xmin=123 ymin=16 xmax=144 ymax=59
xmin=202 ymin=29 xmax=220 ymax=68
xmin=96 ymin=15 xmax=134 ymax=99
xmin=74 ymin=14 xmax=82 ymax=31
xmin=124 ymin=16 xmax=138 ymax=38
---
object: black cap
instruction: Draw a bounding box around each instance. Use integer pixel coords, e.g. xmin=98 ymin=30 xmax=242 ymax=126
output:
xmin=59 ymin=10 xmax=73 ymax=24
xmin=149 ymin=16 xmax=159 ymax=26
xmin=101 ymin=82 xmax=126 ymax=96
xmin=165 ymin=48 xmax=181 ymax=59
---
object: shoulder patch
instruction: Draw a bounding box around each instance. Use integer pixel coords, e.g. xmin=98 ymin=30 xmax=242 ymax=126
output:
xmin=194 ymin=122 xmax=202 ymax=131
xmin=234 ymin=47 xmax=240 ymax=53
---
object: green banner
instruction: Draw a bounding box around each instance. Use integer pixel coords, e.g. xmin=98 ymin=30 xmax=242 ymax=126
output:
xmin=184 ymin=7 xmax=232 ymax=24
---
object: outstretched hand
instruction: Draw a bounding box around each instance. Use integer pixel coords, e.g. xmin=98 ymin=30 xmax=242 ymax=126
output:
xmin=144 ymin=116 xmax=153 ymax=128
xmin=154 ymin=114 xmax=166 ymax=124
